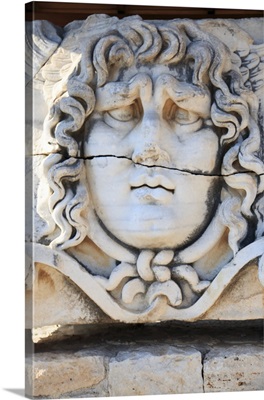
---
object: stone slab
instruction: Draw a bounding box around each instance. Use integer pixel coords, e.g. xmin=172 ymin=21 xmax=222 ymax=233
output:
xmin=204 ymin=344 xmax=264 ymax=392
xmin=108 ymin=345 xmax=203 ymax=396
xmin=203 ymin=263 xmax=264 ymax=320
xmin=26 ymin=262 xmax=111 ymax=329
xmin=25 ymin=327 xmax=263 ymax=398
xmin=26 ymin=350 xmax=107 ymax=398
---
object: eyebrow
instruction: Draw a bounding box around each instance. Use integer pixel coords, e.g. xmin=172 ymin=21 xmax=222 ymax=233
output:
xmin=95 ymin=74 xmax=152 ymax=111
xmin=95 ymin=82 xmax=137 ymax=111
xmin=154 ymin=74 xmax=211 ymax=117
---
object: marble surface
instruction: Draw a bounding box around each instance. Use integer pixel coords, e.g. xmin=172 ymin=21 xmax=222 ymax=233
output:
xmin=26 ymin=15 xmax=264 ymax=326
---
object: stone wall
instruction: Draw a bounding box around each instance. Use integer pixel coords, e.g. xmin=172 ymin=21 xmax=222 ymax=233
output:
xmin=26 ymin=322 xmax=263 ymax=398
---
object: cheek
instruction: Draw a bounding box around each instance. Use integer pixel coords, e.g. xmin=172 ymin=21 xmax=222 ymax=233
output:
xmin=172 ymin=174 xmax=217 ymax=207
xmin=171 ymin=128 xmax=220 ymax=173
xmin=85 ymin=159 xmax=132 ymax=205
xmin=170 ymin=174 xmax=221 ymax=233
xmin=84 ymin=121 xmax=113 ymax=156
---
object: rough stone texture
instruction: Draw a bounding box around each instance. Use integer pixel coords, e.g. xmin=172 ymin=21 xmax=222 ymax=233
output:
xmin=25 ymin=324 xmax=263 ymax=398
xmin=26 ymin=262 xmax=111 ymax=329
xmin=108 ymin=345 xmax=203 ymax=396
xmin=204 ymin=344 xmax=264 ymax=392
xmin=203 ymin=263 xmax=264 ymax=320
xmin=25 ymin=350 xmax=107 ymax=398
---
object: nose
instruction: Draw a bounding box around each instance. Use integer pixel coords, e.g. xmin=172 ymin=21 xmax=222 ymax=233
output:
xmin=132 ymin=143 xmax=171 ymax=165
xmin=131 ymin=111 xmax=171 ymax=166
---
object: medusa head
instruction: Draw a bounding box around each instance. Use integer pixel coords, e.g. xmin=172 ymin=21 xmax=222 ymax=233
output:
xmin=35 ymin=15 xmax=264 ymax=315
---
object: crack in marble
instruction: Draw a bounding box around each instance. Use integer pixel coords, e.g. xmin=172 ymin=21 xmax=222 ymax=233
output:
xmin=31 ymin=153 xmax=264 ymax=178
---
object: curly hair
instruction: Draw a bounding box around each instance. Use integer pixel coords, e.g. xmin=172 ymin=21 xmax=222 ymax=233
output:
xmin=37 ymin=15 xmax=264 ymax=255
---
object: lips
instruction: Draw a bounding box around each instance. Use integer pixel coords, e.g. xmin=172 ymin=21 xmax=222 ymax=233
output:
xmin=130 ymin=174 xmax=175 ymax=193
xmin=130 ymin=173 xmax=175 ymax=203
xmin=131 ymin=184 xmax=174 ymax=194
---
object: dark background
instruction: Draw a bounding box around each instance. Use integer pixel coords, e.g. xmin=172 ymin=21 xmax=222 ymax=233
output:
xmin=25 ymin=1 xmax=263 ymax=26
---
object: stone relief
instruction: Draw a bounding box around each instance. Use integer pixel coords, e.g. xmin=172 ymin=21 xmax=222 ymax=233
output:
xmin=27 ymin=15 xmax=264 ymax=323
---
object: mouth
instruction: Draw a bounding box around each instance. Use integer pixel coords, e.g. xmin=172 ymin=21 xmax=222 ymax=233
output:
xmin=131 ymin=184 xmax=175 ymax=195
xmin=130 ymin=174 xmax=175 ymax=203
xmin=130 ymin=173 xmax=175 ymax=193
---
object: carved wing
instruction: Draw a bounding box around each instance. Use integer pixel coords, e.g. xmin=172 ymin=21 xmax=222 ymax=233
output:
xmin=25 ymin=20 xmax=63 ymax=85
xmin=240 ymin=42 xmax=264 ymax=169
xmin=240 ymin=43 xmax=264 ymax=93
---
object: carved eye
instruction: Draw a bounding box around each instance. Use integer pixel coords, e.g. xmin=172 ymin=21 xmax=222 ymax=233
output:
xmin=164 ymin=100 xmax=200 ymax=125
xmin=106 ymin=102 xmax=141 ymax=122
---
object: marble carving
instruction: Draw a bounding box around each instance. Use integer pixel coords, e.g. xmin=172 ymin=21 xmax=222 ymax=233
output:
xmin=27 ymin=15 xmax=264 ymax=323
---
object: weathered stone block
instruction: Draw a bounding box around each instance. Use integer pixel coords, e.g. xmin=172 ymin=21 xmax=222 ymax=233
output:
xmin=26 ymin=350 xmax=107 ymax=397
xmin=204 ymin=344 xmax=264 ymax=392
xmin=27 ymin=262 xmax=111 ymax=328
xmin=25 ymin=325 xmax=263 ymax=398
xmin=108 ymin=345 xmax=203 ymax=396
xmin=203 ymin=263 xmax=264 ymax=320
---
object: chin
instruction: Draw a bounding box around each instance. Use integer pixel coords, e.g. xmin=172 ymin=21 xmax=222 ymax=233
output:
xmin=114 ymin=226 xmax=191 ymax=251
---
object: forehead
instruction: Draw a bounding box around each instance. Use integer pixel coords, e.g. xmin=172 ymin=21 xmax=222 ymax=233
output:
xmin=111 ymin=62 xmax=190 ymax=85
